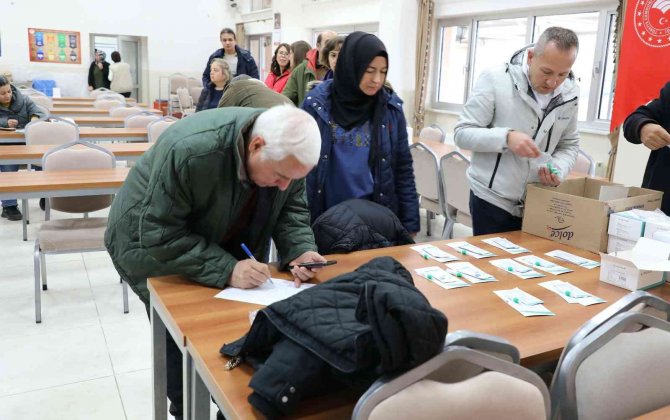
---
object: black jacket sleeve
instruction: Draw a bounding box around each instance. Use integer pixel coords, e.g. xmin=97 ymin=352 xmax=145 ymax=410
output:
xmin=87 ymin=62 xmax=96 ymax=88
xmin=624 ymin=81 xmax=670 ymax=144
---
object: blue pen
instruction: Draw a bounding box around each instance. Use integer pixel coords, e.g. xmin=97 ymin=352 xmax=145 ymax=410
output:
xmin=240 ymin=243 xmax=273 ymax=286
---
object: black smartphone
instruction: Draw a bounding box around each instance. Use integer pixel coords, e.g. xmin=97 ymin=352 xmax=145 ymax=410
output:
xmin=289 ymin=260 xmax=338 ymax=269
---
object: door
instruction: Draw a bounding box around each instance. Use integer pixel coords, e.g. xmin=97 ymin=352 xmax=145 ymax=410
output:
xmin=119 ymin=36 xmax=140 ymax=99
xmin=247 ymin=33 xmax=272 ymax=80
xmin=90 ymin=34 xmax=143 ymax=99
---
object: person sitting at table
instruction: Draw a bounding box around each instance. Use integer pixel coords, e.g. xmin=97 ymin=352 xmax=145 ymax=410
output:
xmin=0 ymin=75 xmax=48 ymax=221
xmin=104 ymin=104 xmax=327 ymax=420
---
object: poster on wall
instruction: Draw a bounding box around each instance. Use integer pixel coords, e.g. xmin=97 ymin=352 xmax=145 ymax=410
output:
xmin=27 ymin=28 xmax=81 ymax=64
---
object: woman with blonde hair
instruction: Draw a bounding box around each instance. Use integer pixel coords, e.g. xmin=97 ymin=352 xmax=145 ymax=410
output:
xmin=196 ymin=58 xmax=231 ymax=111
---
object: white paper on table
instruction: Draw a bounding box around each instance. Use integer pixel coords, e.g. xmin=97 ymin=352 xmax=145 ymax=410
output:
xmin=482 ymin=237 xmax=529 ymax=254
xmin=545 ymin=250 xmax=600 ymax=269
xmin=538 ymin=280 xmax=606 ymax=306
xmin=489 ymin=258 xmax=544 ymax=279
xmin=446 ymin=241 xmax=496 ymax=259
xmin=445 ymin=261 xmax=497 ymax=283
xmin=494 ymin=289 xmax=554 ymax=316
xmin=415 ymin=267 xmax=470 ymax=290
xmin=410 ymin=244 xmax=460 ymax=263
xmin=214 ymin=278 xmax=314 ymax=306
xmin=515 ymin=255 xmax=572 ymax=275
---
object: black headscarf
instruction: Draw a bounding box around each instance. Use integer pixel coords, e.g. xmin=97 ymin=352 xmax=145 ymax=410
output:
xmin=331 ymin=32 xmax=388 ymax=130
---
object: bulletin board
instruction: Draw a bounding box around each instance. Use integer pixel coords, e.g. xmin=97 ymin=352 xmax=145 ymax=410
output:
xmin=27 ymin=28 xmax=81 ymax=64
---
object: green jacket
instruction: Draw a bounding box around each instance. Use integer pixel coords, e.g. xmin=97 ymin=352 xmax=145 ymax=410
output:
xmin=104 ymin=107 xmax=317 ymax=304
xmin=218 ymin=79 xmax=293 ymax=108
xmin=282 ymin=60 xmax=315 ymax=106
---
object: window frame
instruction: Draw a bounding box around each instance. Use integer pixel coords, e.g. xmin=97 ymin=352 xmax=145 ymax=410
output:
xmin=431 ymin=4 xmax=617 ymax=131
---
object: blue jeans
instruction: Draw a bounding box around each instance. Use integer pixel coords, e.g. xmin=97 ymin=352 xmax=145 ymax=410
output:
xmin=0 ymin=164 xmax=18 ymax=207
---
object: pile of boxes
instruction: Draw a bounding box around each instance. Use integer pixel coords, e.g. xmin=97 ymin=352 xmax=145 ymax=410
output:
xmin=607 ymin=209 xmax=670 ymax=252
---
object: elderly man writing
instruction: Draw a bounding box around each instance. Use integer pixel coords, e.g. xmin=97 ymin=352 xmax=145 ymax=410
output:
xmin=105 ymin=105 xmax=326 ymax=419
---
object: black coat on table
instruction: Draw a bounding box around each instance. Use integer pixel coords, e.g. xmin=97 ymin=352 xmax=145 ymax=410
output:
xmin=624 ymin=81 xmax=670 ymax=214
xmin=220 ymin=256 xmax=448 ymax=419
xmin=311 ymin=198 xmax=415 ymax=255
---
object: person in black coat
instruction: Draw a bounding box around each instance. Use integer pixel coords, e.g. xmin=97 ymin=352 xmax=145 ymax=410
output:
xmin=623 ymin=81 xmax=670 ymax=214
xmin=202 ymin=28 xmax=259 ymax=86
xmin=87 ymin=50 xmax=111 ymax=91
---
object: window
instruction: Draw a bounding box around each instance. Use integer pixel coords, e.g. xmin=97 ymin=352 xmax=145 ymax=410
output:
xmin=433 ymin=7 xmax=617 ymax=129
xmin=251 ymin=0 xmax=272 ymax=11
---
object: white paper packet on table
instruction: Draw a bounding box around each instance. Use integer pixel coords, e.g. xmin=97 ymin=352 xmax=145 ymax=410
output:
xmin=489 ymin=258 xmax=545 ymax=279
xmin=415 ymin=267 xmax=470 ymax=290
xmin=539 ymin=280 xmax=606 ymax=306
xmin=446 ymin=241 xmax=496 ymax=259
xmin=515 ymin=255 xmax=572 ymax=275
xmin=482 ymin=237 xmax=529 ymax=254
xmin=494 ymin=288 xmax=555 ymax=316
xmin=445 ymin=261 xmax=497 ymax=283
xmin=411 ymin=244 xmax=460 ymax=263
xmin=545 ymin=250 xmax=600 ymax=269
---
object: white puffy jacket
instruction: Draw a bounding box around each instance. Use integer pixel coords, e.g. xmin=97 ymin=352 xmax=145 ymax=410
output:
xmin=454 ymin=46 xmax=580 ymax=217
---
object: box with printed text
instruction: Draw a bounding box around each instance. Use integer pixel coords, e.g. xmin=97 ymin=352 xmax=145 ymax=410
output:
xmin=522 ymin=178 xmax=662 ymax=253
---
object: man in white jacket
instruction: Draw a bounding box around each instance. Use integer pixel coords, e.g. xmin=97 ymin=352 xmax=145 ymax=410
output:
xmin=455 ymin=27 xmax=580 ymax=235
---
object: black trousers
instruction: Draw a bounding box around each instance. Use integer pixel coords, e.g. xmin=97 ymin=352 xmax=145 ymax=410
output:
xmin=469 ymin=191 xmax=522 ymax=236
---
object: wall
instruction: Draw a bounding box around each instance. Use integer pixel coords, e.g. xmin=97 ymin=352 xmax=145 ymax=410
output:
xmin=0 ymin=0 xmax=234 ymax=103
xmin=240 ymin=0 xmax=417 ymax=113
xmin=424 ymin=0 xmax=634 ymax=182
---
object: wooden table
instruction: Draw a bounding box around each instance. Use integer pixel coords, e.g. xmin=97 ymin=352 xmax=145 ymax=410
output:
xmin=0 ymin=127 xmax=147 ymax=144
xmin=71 ymin=117 xmax=126 ymax=128
xmin=0 ymin=143 xmax=152 ymax=165
xmin=53 ymin=97 xmax=137 ymax=103
xmin=52 ymin=101 xmax=148 ymax=108
xmin=147 ymin=231 xmax=670 ymax=419
xmin=0 ymin=167 xmax=130 ymax=241
xmin=50 ymin=107 xmax=161 ymax=117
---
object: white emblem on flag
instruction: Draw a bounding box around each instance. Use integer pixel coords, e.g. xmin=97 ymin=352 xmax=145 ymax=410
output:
xmin=635 ymin=0 xmax=670 ymax=47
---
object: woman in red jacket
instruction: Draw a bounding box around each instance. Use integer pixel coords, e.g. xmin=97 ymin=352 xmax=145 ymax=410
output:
xmin=264 ymin=43 xmax=291 ymax=93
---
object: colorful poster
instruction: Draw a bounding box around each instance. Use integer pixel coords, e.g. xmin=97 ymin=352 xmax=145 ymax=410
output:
xmin=27 ymin=28 xmax=81 ymax=64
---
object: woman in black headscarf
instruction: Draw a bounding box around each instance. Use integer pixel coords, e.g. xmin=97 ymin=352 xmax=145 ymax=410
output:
xmin=301 ymin=32 xmax=419 ymax=235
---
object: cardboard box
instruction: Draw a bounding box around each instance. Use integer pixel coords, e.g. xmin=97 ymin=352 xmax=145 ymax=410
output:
xmin=607 ymin=235 xmax=637 ymax=254
xmin=522 ymin=178 xmax=663 ymax=253
xmin=599 ymin=238 xmax=670 ymax=291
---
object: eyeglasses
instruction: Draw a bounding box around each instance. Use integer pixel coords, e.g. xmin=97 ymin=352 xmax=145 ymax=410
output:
xmin=277 ymin=51 xmax=290 ymax=57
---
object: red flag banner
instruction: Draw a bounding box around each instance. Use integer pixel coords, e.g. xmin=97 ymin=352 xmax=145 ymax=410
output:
xmin=610 ymin=0 xmax=670 ymax=130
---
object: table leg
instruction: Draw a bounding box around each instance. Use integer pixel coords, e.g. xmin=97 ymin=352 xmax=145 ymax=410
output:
xmin=185 ymin=350 xmax=210 ymax=420
xmin=151 ymin=304 xmax=168 ymax=420
xmin=22 ymin=199 xmax=28 ymax=241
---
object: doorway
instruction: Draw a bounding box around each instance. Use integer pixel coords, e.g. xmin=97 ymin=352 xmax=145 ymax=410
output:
xmin=90 ymin=34 xmax=145 ymax=99
xmin=246 ymin=34 xmax=272 ymax=80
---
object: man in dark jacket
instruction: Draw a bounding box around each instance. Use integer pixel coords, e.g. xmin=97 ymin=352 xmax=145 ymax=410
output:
xmin=202 ymin=28 xmax=259 ymax=86
xmin=221 ymin=256 xmax=448 ymax=418
xmin=623 ymin=81 xmax=670 ymax=214
xmin=104 ymin=105 xmax=327 ymax=419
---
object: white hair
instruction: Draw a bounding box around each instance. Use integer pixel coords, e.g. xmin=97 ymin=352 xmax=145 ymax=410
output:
xmin=251 ymin=105 xmax=321 ymax=166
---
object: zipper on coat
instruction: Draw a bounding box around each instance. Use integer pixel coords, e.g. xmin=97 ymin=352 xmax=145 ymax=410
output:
xmin=488 ymin=153 xmax=503 ymax=188
xmin=544 ymin=125 xmax=554 ymax=152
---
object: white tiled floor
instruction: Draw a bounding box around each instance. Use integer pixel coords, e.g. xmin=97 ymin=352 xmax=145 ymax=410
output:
xmin=0 ymin=200 xmax=469 ymax=419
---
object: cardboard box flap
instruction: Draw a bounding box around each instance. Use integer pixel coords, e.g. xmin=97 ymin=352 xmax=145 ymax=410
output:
xmin=630 ymin=238 xmax=670 ymax=270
